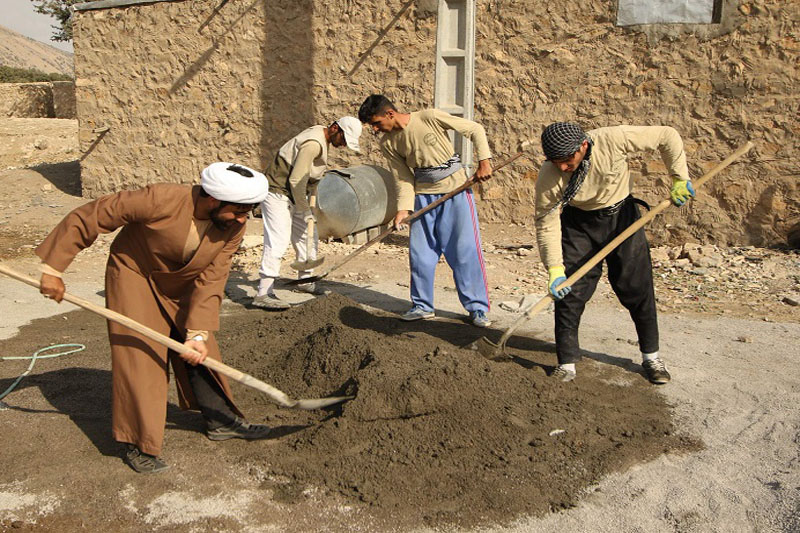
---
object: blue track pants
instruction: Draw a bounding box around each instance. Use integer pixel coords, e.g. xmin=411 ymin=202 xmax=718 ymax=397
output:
xmin=409 ymin=189 xmax=490 ymax=313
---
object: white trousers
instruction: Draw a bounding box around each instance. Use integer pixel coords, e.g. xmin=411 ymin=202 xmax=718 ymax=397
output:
xmin=258 ymin=192 xmax=317 ymax=292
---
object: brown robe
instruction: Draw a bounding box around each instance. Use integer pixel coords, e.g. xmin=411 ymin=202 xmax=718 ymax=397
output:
xmin=36 ymin=183 xmax=245 ymax=455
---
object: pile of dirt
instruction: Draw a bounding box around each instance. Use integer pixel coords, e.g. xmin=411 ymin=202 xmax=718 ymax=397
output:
xmin=221 ymin=293 xmax=699 ymax=529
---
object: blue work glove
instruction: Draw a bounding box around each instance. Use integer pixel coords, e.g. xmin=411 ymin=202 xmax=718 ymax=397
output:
xmin=670 ymin=178 xmax=695 ymax=206
xmin=548 ymin=265 xmax=572 ymax=300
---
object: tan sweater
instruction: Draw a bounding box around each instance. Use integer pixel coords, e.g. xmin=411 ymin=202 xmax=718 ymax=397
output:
xmin=535 ymin=125 xmax=689 ymax=268
xmin=379 ymin=109 xmax=492 ymax=211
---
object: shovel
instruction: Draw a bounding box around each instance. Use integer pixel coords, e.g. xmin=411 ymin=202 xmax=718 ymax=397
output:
xmin=288 ymin=142 xmax=532 ymax=286
xmin=0 ymin=264 xmax=352 ymax=410
xmin=475 ymin=141 xmax=755 ymax=361
xmin=290 ymin=193 xmax=324 ymax=272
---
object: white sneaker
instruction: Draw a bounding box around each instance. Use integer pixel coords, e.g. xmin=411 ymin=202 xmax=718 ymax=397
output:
xmin=294 ymin=282 xmax=328 ymax=296
xmin=551 ymin=365 xmax=576 ymax=382
xmin=400 ymin=306 xmax=435 ymax=321
xmin=469 ymin=310 xmax=492 ymax=328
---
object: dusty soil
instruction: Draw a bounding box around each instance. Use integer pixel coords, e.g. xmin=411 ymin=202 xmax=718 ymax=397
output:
xmin=0 ymin=294 xmax=697 ymax=531
xmin=1 ymin=119 xmax=799 ymax=532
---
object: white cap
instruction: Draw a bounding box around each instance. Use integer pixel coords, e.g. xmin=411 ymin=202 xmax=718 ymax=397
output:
xmin=336 ymin=116 xmax=362 ymax=152
xmin=200 ymin=162 xmax=269 ymax=204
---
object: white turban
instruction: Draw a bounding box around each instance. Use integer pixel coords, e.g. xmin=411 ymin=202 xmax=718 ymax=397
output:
xmin=200 ymin=162 xmax=269 ymax=204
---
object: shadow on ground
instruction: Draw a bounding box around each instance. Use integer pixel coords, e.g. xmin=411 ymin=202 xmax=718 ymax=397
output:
xmin=30 ymin=160 xmax=81 ymax=196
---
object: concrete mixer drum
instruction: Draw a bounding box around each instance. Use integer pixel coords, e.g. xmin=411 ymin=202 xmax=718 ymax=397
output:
xmin=314 ymin=165 xmax=397 ymax=241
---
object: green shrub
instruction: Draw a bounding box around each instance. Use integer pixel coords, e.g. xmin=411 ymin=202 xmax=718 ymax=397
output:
xmin=0 ymin=65 xmax=73 ymax=83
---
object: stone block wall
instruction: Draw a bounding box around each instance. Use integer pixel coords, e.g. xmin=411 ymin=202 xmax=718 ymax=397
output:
xmin=72 ymin=0 xmax=798 ymax=246
xmin=0 ymin=82 xmax=76 ymax=118
xmin=73 ymin=0 xmax=315 ymax=195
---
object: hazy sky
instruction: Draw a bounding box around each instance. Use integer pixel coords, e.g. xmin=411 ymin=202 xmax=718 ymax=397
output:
xmin=4 ymin=0 xmax=75 ymax=53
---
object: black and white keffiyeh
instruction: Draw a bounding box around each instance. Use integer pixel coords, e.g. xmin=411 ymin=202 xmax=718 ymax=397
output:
xmin=537 ymin=122 xmax=593 ymax=219
xmin=541 ymin=122 xmax=586 ymax=161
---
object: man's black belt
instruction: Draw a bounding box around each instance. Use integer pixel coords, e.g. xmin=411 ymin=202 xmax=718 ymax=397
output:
xmin=566 ymin=195 xmax=651 ymax=217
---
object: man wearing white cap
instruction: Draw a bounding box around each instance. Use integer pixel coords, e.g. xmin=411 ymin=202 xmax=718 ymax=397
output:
xmin=37 ymin=163 xmax=274 ymax=473
xmin=254 ymin=117 xmax=362 ymax=309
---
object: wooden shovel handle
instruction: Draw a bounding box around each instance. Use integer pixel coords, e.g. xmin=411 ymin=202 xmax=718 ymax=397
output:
xmin=0 ymin=264 xmax=298 ymax=407
xmin=306 ymin=193 xmax=317 ymax=252
xmin=496 ymin=140 xmax=755 ymax=347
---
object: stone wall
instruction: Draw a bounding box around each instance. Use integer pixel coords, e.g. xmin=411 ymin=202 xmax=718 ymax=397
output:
xmin=313 ymin=0 xmax=798 ymax=247
xmin=73 ymin=0 xmax=316 ymax=195
xmin=0 ymin=82 xmax=76 ymax=119
xmin=72 ymin=0 xmax=798 ymax=246
xmin=50 ymin=81 xmax=77 ymax=119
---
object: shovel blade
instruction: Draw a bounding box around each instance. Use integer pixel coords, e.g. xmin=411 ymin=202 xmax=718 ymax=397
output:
xmin=290 ymin=257 xmax=325 ymax=271
xmin=473 ymin=336 xmax=512 ymax=362
xmin=293 ymin=395 xmax=354 ymax=410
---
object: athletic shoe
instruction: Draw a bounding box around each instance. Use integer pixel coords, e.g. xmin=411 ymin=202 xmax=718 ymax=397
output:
xmin=642 ymin=358 xmax=671 ymax=384
xmin=206 ymin=418 xmax=273 ymax=441
xmin=400 ymin=306 xmax=435 ymax=321
xmin=125 ymin=444 xmax=169 ymax=474
xmin=469 ymin=310 xmax=492 ymax=328
xmin=252 ymin=293 xmax=290 ymax=310
xmin=551 ymin=365 xmax=576 ymax=382
xmin=294 ymin=282 xmax=328 ymax=296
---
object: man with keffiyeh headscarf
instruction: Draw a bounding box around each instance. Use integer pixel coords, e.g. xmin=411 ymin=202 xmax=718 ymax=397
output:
xmin=36 ymin=163 xmax=276 ymax=473
xmin=534 ymin=122 xmax=695 ymax=384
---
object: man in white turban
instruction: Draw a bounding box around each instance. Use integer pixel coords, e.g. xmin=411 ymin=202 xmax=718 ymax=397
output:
xmin=254 ymin=117 xmax=362 ymax=309
xmin=200 ymin=162 xmax=270 ymax=207
xmin=37 ymin=163 xmax=273 ymax=474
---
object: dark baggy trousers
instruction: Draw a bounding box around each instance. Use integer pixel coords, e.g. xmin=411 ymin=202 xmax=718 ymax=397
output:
xmin=168 ymin=326 xmax=238 ymax=431
xmin=185 ymin=364 xmax=238 ymax=430
xmin=554 ymin=197 xmax=659 ymax=365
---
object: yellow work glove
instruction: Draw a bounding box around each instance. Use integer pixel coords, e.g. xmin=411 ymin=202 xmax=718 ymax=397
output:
xmin=547 ymin=265 xmax=572 ymax=300
xmin=670 ymin=178 xmax=695 ymax=206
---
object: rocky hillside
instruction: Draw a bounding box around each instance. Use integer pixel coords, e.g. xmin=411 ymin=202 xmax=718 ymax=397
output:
xmin=0 ymin=25 xmax=73 ymax=76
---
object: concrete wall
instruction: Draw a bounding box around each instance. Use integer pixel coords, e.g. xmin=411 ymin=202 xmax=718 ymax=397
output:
xmin=0 ymin=82 xmax=76 ymax=119
xmin=72 ymin=0 xmax=798 ymax=246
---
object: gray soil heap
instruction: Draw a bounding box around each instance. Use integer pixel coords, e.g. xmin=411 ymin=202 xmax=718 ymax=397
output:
xmin=221 ymin=293 xmax=698 ymax=529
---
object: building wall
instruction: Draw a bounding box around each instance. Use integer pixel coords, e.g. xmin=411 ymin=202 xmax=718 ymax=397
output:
xmin=73 ymin=0 xmax=798 ymax=246
xmin=73 ymin=0 xmax=315 ymax=195
xmin=0 ymin=81 xmax=76 ymax=118
xmin=313 ymin=0 xmax=798 ymax=247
